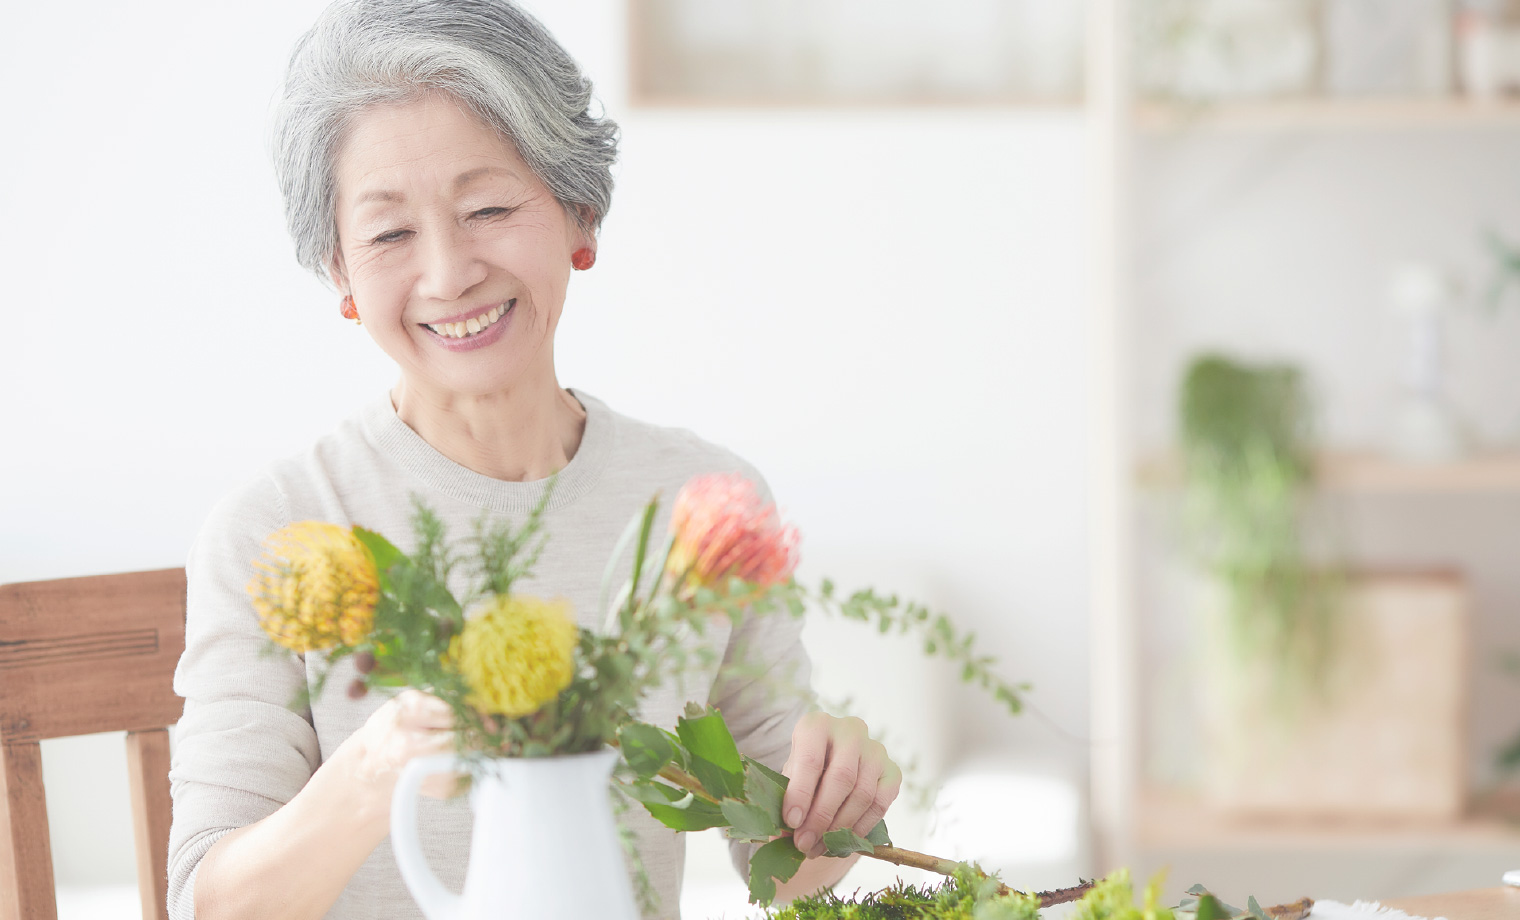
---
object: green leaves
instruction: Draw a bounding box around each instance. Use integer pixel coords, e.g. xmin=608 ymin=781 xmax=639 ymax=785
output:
xmin=721 ymin=800 xmax=780 ymax=842
xmin=616 ymin=723 xmax=679 ymax=779
xmin=620 ymin=709 xmax=901 ymax=907
xmin=624 ymin=781 xmax=726 ymax=832
xmin=800 ymin=582 xmax=1027 ymax=717
xmin=820 ymin=828 xmax=876 ymax=857
xmin=676 ymin=705 xmax=746 ymax=799
xmin=742 ymin=758 xmax=787 ymax=829
xmin=1178 ymin=884 xmax=1256 ymax=920
xmin=353 ymin=526 xmax=404 ymax=587
xmin=747 ymin=837 xmax=806 ymax=905
xmin=1195 ymin=894 xmax=1229 ymax=920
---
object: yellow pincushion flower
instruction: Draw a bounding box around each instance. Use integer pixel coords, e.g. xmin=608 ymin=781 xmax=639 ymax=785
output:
xmin=452 ymin=595 xmax=578 ymax=717
xmin=247 ymin=522 xmax=379 ymax=652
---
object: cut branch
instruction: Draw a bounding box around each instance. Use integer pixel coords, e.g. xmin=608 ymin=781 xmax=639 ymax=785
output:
xmin=1264 ymin=898 xmax=1314 ymax=920
xmin=1026 ymin=880 xmax=1099 ymax=907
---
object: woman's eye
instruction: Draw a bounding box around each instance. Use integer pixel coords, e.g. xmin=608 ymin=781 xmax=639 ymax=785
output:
xmin=472 ymin=207 xmax=510 ymax=219
xmin=371 ymin=229 xmax=409 ymax=245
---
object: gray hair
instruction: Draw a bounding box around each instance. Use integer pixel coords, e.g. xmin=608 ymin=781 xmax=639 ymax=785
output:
xmin=271 ymin=0 xmax=619 ymax=281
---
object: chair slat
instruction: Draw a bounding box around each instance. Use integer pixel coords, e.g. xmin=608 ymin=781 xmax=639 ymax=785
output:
xmin=126 ymin=729 xmax=172 ymax=920
xmin=0 ymin=742 xmax=56 ymax=920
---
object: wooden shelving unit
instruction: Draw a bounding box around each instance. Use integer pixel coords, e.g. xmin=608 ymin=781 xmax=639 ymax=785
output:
xmin=1137 ymin=787 xmax=1520 ymax=852
xmin=1136 ymin=97 xmax=1520 ymax=132
xmin=1136 ymin=451 xmax=1520 ymax=493
xmin=1086 ymin=0 xmax=1520 ymax=889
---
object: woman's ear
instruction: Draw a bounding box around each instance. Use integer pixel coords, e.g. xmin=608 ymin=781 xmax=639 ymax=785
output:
xmin=570 ymin=204 xmax=598 ymax=252
xmin=326 ymin=251 xmax=350 ymax=293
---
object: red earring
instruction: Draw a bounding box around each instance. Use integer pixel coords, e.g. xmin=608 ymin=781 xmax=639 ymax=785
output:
xmin=571 ymin=248 xmax=596 ymax=271
xmin=340 ymin=294 xmax=361 ymax=325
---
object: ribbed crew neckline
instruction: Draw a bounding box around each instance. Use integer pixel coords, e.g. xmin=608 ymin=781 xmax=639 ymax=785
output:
xmin=359 ymin=387 xmax=613 ymax=514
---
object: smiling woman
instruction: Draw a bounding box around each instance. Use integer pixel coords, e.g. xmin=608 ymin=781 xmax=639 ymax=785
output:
xmin=326 ymin=94 xmax=594 ymax=473
xmin=165 ymin=3 xmax=902 ymax=920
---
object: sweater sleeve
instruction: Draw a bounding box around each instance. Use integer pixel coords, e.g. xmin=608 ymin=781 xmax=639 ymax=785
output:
xmin=168 ymin=475 xmax=323 ymax=920
xmin=708 ymin=604 xmax=813 ymax=880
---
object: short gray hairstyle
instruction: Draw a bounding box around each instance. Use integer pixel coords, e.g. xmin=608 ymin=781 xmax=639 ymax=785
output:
xmin=271 ymin=0 xmax=619 ymax=281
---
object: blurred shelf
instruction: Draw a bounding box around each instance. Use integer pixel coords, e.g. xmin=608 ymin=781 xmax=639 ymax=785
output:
xmin=1138 ymin=786 xmax=1520 ymax=852
xmin=1136 ymin=97 xmax=1520 ymax=132
xmin=626 ymin=93 xmax=1083 ymax=110
xmin=1137 ymin=450 xmax=1520 ymax=493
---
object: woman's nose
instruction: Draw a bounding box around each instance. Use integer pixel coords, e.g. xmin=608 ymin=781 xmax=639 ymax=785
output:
xmin=414 ymin=224 xmax=488 ymax=303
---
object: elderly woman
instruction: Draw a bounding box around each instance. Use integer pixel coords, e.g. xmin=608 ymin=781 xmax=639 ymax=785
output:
xmin=167 ymin=2 xmax=899 ymax=919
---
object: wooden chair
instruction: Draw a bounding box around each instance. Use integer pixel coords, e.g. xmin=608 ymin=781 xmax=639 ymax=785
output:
xmin=0 ymin=569 xmax=186 ymax=920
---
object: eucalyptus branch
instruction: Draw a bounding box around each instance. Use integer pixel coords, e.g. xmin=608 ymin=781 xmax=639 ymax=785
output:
xmin=797 ymin=580 xmax=1028 ymax=716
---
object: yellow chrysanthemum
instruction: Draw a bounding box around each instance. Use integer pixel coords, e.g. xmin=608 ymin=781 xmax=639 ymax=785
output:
xmin=246 ymin=522 xmax=379 ymax=652
xmin=451 ymin=594 xmax=578 ymax=717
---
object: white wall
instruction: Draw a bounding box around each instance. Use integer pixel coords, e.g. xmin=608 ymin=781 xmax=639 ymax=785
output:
xmin=0 ymin=0 xmax=1092 ymax=893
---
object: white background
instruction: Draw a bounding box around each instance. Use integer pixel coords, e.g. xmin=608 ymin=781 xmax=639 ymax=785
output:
xmin=0 ymin=0 xmax=1093 ymax=903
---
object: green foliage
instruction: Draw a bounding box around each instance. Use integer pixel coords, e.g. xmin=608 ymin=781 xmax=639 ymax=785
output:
xmin=1497 ymin=652 xmax=1520 ymax=774
xmin=798 ymin=580 xmax=1027 ymax=717
xmin=750 ymin=869 xmax=1286 ymax=920
xmin=1068 ymin=871 xmax=1172 ymax=920
xmin=620 ymin=704 xmax=891 ymax=903
xmin=758 ymin=867 xmax=1039 ymax=920
xmin=749 ymin=838 xmax=809 ymax=906
xmin=1176 ymin=885 xmax=1273 ymax=920
xmin=1178 ymin=354 xmax=1341 ymax=701
xmin=1481 ymin=228 xmax=1520 ymax=315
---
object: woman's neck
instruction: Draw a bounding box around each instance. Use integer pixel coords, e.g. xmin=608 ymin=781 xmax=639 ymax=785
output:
xmin=389 ymin=375 xmax=587 ymax=482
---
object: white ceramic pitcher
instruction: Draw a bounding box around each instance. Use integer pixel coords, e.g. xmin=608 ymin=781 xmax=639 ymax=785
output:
xmin=392 ymin=746 xmax=640 ymax=920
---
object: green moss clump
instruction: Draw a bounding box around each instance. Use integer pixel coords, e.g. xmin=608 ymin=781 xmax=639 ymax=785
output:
xmin=758 ymin=868 xmax=1039 ymax=920
xmin=750 ymin=869 xmax=1171 ymax=920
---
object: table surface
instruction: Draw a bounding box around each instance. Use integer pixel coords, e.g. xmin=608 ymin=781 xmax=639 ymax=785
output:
xmin=1382 ymin=887 xmax=1520 ymax=920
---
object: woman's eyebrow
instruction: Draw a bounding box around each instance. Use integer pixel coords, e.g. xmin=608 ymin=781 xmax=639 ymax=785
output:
xmin=452 ymin=165 xmax=519 ymax=189
xmin=354 ymin=188 xmax=405 ymax=207
xmin=353 ymin=166 xmax=519 ymax=208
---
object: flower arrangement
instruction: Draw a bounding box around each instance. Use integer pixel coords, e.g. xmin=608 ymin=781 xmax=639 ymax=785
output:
xmin=246 ymin=472 xmax=1320 ymax=917
xmin=246 ymin=472 xmax=1025 ymax=904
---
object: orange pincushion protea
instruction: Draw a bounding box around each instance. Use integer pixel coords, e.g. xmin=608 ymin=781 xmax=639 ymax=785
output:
xmin=665 ymin=473 xmax=799 ymax=598
xmin=246 ymin=522 xmax=379 ymax=652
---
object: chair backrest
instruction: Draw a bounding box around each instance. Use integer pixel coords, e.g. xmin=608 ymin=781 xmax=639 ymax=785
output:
xmin=0 ymin=568 xmax=186 ymax=920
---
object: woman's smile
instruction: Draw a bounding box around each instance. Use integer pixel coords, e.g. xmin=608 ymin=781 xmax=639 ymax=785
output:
xmin=421 ymin=298 xmax=517 ymax=352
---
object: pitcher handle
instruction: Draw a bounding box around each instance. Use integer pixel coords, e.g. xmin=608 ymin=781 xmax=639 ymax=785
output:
xmin=392 ymin=753 xmax=467 ymax=920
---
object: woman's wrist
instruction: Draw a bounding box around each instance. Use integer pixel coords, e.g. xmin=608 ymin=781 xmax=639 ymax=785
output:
xmin=319 ymin=735 xmax=394 ymax=843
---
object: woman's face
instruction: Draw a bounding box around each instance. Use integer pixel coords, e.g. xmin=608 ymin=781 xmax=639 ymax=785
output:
xmin=329 ymin=93 xmax=591 ymax=399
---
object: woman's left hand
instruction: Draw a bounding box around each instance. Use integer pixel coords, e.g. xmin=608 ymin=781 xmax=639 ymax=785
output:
xmin=781 ymin=712 xmax=902 ymax=859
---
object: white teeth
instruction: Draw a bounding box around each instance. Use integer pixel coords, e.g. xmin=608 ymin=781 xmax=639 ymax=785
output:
xmin=428 ymin=302 xmax=510 ymax=338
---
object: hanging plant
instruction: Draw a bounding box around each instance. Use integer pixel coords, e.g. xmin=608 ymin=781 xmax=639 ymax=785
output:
xmin=1498 ymin=652 xmax=1520 ymax=775
xmin=1177 ymin=354 xmax=1341 ymax=702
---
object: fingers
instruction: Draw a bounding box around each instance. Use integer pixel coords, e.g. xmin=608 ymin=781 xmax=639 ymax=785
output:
xmin=395 ymin=689 xmax=456 ymax=731
xmin=781 ymin=712 xmax=831 ymax=832
xmin=849 ymin=758 xmax=902 ymax=840
xmin=786 ymin=715 xmax=896 ymax=859
xmin=829 ymin=745 xmax=885 ymax=836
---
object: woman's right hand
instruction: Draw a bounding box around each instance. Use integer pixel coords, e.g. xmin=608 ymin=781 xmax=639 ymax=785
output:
xmin=335 ymin=689 xmax=465 ymax=818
